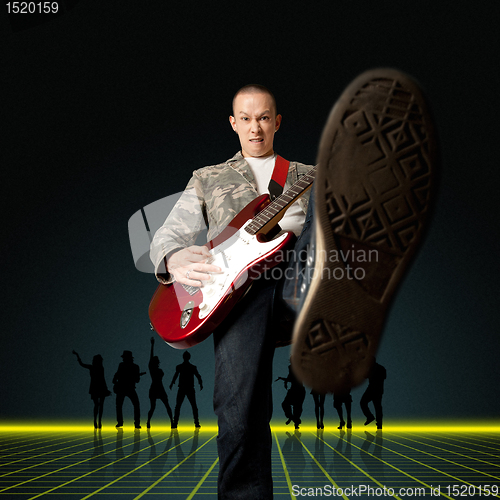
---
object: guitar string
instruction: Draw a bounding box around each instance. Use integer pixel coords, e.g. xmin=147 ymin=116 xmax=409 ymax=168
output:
xmin=245 ymin=167 xmax=317 ymax=235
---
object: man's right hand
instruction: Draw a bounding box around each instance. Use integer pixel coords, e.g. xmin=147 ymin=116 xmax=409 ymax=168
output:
xmin=167 ymin=245 xmax=221 ymax=287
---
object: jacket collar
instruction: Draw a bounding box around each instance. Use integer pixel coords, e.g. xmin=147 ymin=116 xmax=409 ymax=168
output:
xmin=227 ymin=151 xmax=257 ymax=191
xmin=226 ymin=151 xmax=298 ymax=192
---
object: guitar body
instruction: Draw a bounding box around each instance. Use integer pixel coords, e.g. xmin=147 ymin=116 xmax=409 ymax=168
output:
xmin=149 ymin=194 xmax=296 ymax=349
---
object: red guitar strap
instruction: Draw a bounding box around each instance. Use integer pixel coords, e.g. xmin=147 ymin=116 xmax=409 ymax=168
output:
xmin=268 ymin=155 xmax=290 ymax=201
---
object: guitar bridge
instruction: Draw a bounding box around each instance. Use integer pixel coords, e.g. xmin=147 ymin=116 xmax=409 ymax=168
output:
xmin=182 ymin=284 xmax=200 ymax=296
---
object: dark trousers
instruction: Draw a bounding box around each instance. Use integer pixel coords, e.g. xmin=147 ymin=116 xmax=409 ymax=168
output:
xmin=282 ymin=387 xmax=306 ymax=425
xmin=173 ymin=387 xmax=199 ymax=425
xmin=116 ymin=389 xmax=140 ymax=426
xmin=213 ymin=191 xmax=315 ymax=499
xmin=360 ymin=388 xmax=383 ymax=427
xmin=213 ymin=279 xmax=276 ymax=499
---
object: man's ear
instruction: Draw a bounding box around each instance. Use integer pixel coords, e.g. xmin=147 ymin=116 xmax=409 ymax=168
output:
xmin=275 ymin=114 xmax=282 ymax=132
xmin=229 ymin=115 xmax=237 ymax=132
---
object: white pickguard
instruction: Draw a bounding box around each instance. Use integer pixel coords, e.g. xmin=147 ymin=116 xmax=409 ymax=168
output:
xmin=197 ymin=220 xmax=288 ymax=319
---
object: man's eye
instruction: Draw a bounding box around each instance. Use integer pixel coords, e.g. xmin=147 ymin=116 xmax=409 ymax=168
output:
xmin=260 ymin=116 xmax=269 ymax=120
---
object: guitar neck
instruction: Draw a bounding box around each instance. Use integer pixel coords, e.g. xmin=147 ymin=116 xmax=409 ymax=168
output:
xmin=245 ymin=166 xmax=317 ymax=236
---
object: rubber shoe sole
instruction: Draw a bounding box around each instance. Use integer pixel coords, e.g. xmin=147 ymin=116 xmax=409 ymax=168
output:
xmin=291 ymin=68 xmax=439 ymax=394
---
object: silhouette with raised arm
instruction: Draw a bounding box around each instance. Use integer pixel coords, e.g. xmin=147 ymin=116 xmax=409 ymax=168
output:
xmin=311 ymin=390 xmax=325 ymax=429
xmin=72 ymin=350 xmax=111 ymax=429
xmin=333 ymin=389 xmax=352 ymax=430
xmin=169 ymin=351 xmax=203 ymax=428
xmin=146 ymin=337 xmax=174 ymax=428
xmin=276 ymin=363 xmax=306 ymax=429
xmin=360 ymin=360 xmax=386 ymax=430
xmin=113 ymin=350 xmax=143 ymax=429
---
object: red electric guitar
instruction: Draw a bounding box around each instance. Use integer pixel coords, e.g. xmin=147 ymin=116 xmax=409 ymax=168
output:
xmin=149 ymin=166 xmax=317 ymax=349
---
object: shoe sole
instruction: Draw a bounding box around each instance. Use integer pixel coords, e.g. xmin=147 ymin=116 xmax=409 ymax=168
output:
xmin=291 ymin=68 xmax=439 ymax=393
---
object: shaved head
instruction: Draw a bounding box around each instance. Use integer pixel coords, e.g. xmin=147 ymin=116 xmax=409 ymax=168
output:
xmin=232 ymin=84 xmax=277 ymax=116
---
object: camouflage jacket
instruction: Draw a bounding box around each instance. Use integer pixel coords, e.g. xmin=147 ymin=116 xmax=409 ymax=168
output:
xmin=150 ymin=151 xmax=313 ymax=283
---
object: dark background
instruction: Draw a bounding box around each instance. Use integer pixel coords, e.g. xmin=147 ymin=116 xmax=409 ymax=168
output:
xmin=2 ymin=0 xmax=499 ymax=424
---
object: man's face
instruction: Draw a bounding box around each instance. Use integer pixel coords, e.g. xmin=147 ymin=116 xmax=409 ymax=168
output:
xmin=229 ymin=92 xmax=282 ymax=158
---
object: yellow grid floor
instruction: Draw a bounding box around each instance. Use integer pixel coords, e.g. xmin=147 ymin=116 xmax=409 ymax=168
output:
xmin=0 ymin=424 xmax=499 ymax=499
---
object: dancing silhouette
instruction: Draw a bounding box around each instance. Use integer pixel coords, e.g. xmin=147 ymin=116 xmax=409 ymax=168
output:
xmin=72 ymin=350 xmax=111 ymax=428
xmin=169 ymin=351 xmax=203 ymax=428
xmin=276 ymin=364 xmax=306 ymax=429
xmin=113 ymin=350 xmax=143 ymax=429
xmin=146 ymin=337 xmax=173 ymax=428
xmin=360 ymin=360 xmax=386 ymax=429
xmin=311 ymin=390 xmax=325 ymax=429
xmin=333 ymin=390 xmax=352 ymax=430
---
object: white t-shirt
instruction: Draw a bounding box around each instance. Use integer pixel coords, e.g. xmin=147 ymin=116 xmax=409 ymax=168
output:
xmin=245 ymin=154 xmax=306 ymax=237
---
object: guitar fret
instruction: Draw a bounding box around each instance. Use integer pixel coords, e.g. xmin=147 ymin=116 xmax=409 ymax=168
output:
xmin=244 ymin=166 xmax=317 ymax=235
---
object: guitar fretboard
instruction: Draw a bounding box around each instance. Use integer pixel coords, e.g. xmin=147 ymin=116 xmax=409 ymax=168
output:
xmin=244 ymin=166 xmax=317 ymax=235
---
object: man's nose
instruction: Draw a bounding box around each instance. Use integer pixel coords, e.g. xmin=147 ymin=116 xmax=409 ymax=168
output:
xmin=250 ymin=119 xmax=261 ymax=132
